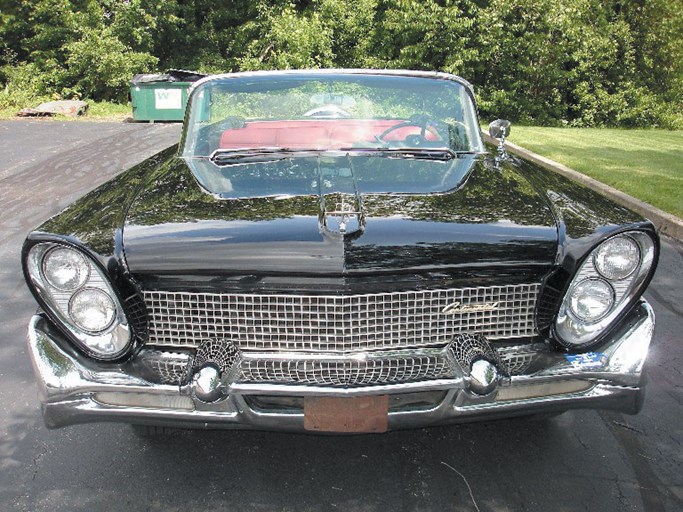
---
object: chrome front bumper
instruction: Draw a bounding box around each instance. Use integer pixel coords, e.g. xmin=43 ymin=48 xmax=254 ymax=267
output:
xmin=27 ymin=302 xmax=655 ymax=432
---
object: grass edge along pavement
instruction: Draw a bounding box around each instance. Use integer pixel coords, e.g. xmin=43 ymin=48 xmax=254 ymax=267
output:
xmin=487 ymin=128 xmax=683 ymax=241
xmin=507 ymin=127 xmax=682 ymax=217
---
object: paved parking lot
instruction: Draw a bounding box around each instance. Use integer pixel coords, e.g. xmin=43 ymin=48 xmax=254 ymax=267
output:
xmin=0 ymin=120 xmax=681 ymax=511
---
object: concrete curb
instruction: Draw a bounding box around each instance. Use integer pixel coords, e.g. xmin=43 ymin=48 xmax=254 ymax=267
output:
xmin=495 ymin=138 xmax=683 ymax=242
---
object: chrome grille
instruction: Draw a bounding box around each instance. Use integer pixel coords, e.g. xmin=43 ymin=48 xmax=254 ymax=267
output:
xmin=239 ymin=355 xmax=455 ymax=387
xmin=143 ymin=284 xmax=539 ymax=352
xmin=498 ymin=346 xmax=540 ymax=376
xmin=152 ymin=354 xmax=190 ymax=384
xmin=499 ymin=352 xmax=535 ymax=376
xmin=136 ymin=350 xmax=191 ymax=385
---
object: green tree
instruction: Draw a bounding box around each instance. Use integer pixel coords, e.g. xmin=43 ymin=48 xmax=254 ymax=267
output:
xmin=238 ymin=2 xmax=335 ymax=70
xmin=474 ymin=0 xmax=682 ymax=127
xmin=369 ymin=0 xmax=479 ymax=76
xmin=0 ymin=0 xmax=158 ymax=101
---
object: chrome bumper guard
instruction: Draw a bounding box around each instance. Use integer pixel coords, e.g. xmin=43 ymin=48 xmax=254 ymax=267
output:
xmin=27 ymin=302 xmax=655 ymax=432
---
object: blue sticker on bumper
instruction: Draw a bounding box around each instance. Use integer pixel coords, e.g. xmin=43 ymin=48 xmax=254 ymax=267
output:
xmin=565 ymin=352 xmax=608 ymax=369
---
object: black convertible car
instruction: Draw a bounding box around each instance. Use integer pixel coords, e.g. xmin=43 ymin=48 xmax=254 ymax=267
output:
xmin=23 ymin=70 xmax=658 ymax=433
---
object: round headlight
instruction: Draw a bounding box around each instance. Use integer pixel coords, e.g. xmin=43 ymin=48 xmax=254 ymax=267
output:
xmin=568 ymin=278 xmax=614 ymax=322
xmin=594 ymin=235 xmax=640 ymax=280
xmin=69 ymin=288 xmax=117 ymax=333
xmin=42 ymin=247 xmax=90 ymax=291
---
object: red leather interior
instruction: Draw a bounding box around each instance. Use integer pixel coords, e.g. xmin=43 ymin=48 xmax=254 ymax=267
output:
xmin=218 ymin=119 xmax=438 ymax=149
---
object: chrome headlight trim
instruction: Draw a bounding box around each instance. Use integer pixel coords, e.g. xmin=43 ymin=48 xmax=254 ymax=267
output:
xmin=24 ymin=241 xmax=132 ymax=360
xmin=555 ymin=231 xmax=656 ymax=349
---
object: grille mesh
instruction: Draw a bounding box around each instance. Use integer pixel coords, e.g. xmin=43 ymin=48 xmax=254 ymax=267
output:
xmin=143 ymin=284 xmax=539 ymax=352
xmin=137 ymin=350 xmax=191 ymax=385
xmin=239 ymin=356 xmax=455 ymax=386
xmin=499 ymin=351 xmax=536 ymax=376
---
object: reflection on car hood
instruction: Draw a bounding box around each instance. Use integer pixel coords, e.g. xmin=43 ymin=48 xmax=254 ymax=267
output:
xmin=122 ymin=155 xmax=558 ymax=276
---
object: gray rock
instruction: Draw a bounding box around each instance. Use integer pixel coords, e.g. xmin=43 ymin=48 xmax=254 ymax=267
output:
xmin=17 ymin=100 xmax=89 ymax=117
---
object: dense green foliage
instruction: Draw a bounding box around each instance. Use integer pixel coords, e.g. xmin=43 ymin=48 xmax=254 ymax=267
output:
xmin=1 ymin=0 xmax=682 ymax=127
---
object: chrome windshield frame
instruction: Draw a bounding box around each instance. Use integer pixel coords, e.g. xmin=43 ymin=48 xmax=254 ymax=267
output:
xmin=179 ymin=69 xmax=484 ymax=157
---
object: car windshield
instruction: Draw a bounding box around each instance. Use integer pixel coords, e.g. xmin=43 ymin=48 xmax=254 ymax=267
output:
xmin=181 ymin=72 xmax=484 ymax=158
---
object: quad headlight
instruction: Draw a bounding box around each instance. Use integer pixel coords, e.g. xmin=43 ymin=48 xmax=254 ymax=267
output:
xmin=42 ymin=247 xmax=90 ymax=291
xmin=568 ymin=278 xmax=614 ymax=322
xmin=593 ymin=235 xmax=640 ymax=280
xmin=69 ymin=288 xmax=117 ymax=333
xmin=555 ymin=232 xmax=656 ymax=348
xmin=24 ymin=242 xmax=131 ymax=360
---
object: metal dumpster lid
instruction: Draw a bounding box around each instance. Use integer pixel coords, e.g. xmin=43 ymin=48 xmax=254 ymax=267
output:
xmin=131 ymin=69 xmax=207 ymax=84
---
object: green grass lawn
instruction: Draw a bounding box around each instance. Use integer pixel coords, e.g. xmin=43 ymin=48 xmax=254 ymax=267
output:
xmin=507 ymin=127 xmax=683 ymax=219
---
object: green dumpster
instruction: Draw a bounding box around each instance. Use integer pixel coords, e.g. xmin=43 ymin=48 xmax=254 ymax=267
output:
xmin=130 ymin=70 xmax=206 ymax=122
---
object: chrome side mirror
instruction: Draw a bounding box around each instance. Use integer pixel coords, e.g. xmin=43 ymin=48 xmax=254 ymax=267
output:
xmin=488 ymin=119 xmax=511 ymax=161
xmin=488 ymin=119 xmax=511 ymax=141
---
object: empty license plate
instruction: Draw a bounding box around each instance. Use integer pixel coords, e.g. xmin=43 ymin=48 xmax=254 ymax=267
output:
xmin=304 ymin=395 xmax=389 ymax=433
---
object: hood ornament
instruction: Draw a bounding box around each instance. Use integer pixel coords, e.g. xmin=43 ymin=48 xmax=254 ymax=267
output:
xmin=321 ymin=192 xmax=365 ymax=236
xmin=329 ymin=200 xmax=356 ymax=234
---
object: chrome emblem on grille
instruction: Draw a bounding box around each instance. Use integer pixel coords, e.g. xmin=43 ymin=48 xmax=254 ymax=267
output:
xmin=442 ymin=301 xmax=500 ymax=314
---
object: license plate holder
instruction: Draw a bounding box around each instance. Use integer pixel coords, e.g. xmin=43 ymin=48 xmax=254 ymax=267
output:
xmin=304 ymin=395 xmax=389 ymax=433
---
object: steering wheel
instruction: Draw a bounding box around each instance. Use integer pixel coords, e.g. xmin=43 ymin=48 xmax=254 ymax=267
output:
xmin=303 ymin=104 xmax=352 ymax=118
xmin=376 ymin=114 xmax=448 ymax=145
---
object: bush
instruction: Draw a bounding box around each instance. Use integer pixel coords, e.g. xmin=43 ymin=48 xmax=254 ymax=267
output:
xmin=65 ymin=27 xmax=157 ymax=102
xmin=0 ymin=62 xmax=52 ymax=111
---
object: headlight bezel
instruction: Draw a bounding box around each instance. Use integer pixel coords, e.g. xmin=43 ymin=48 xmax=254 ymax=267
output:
xmin=554 ymin=230 xmax=657 ymax=350
xmin=22 ymin=237 xmax=134 ymax=361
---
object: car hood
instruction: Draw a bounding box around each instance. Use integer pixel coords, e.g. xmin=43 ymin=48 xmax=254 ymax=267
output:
xmin=122 ymin=155 xmax=558 ymax=277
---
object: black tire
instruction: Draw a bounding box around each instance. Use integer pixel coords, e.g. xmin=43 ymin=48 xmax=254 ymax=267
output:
xmin=516 ymin=411 xmax=565 ymax=422
xmin=131 ymin=424 xmax=178 ymax=437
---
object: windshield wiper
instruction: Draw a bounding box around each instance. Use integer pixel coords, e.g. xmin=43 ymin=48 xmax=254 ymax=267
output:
xmin=207 ymin=146 xmax=469 ymax=164
xmin=338 ymin=146 xmax=458 ymax=161
xmin=209 ymin=147 xmax=325 ymax=164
